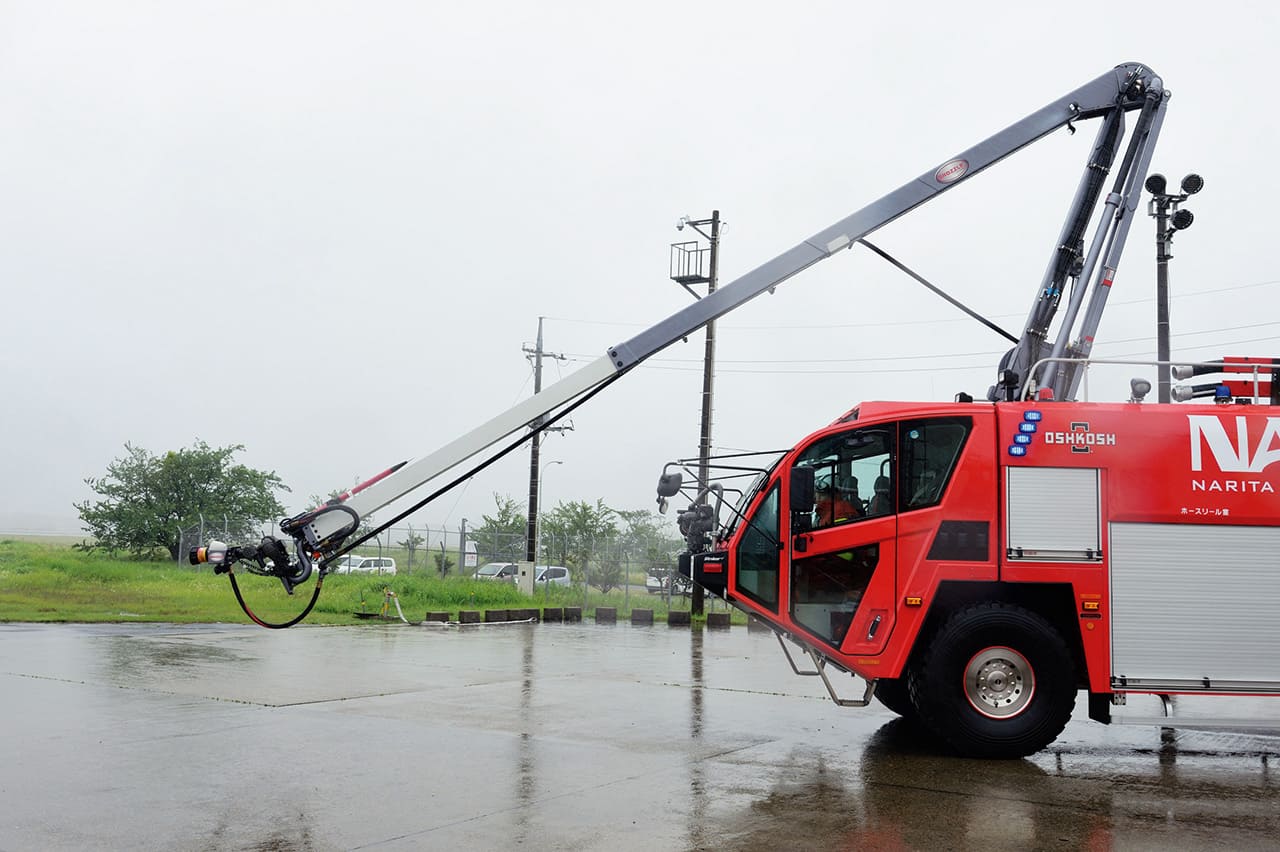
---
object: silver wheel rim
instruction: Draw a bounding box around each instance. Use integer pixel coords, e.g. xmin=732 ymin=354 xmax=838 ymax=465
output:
xmin=964 ymin=646 xmax=1034 ymax=719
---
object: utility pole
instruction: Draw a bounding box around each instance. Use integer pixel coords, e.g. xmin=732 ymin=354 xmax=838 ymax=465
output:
xmin=1145 ymin=173 xmax=1203 ymax=403
xmin=672 ymin=211 xmax=721 ymax=616
xmin=524 ymin=318 xmax=570 ymax=562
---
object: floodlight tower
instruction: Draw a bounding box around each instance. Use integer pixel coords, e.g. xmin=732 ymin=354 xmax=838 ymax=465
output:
xmin=1146 ymin=172 xmax=1203 ymax=403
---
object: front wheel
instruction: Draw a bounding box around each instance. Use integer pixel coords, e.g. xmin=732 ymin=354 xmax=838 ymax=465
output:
xmin=909 ymin=602 xmax=1076 ymax=759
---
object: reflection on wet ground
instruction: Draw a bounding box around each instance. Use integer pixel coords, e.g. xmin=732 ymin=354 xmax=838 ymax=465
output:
xmin=715 ymin=717 xmax=1280 ymax=851
xmin=1 ymin=622 xmax=1277 ymax=851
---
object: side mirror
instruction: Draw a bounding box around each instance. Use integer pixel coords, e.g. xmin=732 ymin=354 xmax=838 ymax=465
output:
xmin=656 ymin=472 xmax=683 ymax=498
xmin=790 ymin=467 xmax=815 ymax=513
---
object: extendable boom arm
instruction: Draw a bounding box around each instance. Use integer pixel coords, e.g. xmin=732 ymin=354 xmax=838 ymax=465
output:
xmin=289 ymin=62 xmax=1165 ymax=558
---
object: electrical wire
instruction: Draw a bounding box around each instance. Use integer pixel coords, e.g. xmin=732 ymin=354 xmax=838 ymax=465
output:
xmin=541 ymin=318 xmax=1280 ymax=377
xmin=542 ymin=278 xmax=1280 ymax=332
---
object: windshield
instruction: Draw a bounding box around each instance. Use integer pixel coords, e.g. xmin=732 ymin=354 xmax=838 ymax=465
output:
xmin=475 ymin=563 xmax=507 ymax=576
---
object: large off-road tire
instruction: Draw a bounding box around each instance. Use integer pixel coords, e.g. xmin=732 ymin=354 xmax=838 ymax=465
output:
xmin=908 ymin=602 xmax=1076 ymax=759
xmin=873 ymin=677 xmax=918 ymax=721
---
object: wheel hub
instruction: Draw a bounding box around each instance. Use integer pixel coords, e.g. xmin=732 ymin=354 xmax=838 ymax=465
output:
xmin=964 ymin=646 xmax=1035 ymax=719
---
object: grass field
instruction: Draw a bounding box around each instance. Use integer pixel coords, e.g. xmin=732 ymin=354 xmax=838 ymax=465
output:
xmin=0 ymin=539 xmax=736 ymax=625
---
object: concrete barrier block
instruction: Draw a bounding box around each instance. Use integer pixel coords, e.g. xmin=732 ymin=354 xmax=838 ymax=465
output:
xmin=564 ymin=606 xmax=582 ymax=622
xmin=424 ymin=612 xmax=450 ymax=623
xmin=667 ymin=610 xmax=691 ymax=626
xmin=459 ymin=610 xmax=481 ymax=624
xmin=484 ymin=609 xmax=510 ymax=623
xmin=706 ymin=612 xmax=731 ymax=629
xmin=542 ymin=607 xmax=563 ymax=622
xmin=631 ymin=608 xmax=654 ymax=626
xmin=595 ymin=607 xmax=617 ymax=624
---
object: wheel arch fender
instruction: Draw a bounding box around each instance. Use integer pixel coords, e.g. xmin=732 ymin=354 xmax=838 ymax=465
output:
xmin=913 ymin=581 xmax=1087 ymax=689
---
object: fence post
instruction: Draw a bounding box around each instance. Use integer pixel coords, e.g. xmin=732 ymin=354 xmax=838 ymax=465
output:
xmin=458 ymin=518 xmax=468 ymax=576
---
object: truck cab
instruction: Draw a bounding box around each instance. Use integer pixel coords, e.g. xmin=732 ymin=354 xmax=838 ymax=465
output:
xmin=699 ymin=402 xmax=996 ymax=673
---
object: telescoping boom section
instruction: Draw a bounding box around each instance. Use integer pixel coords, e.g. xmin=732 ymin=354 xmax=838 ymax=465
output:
xmin=228 ymin=62 xmax=1165 ymax=573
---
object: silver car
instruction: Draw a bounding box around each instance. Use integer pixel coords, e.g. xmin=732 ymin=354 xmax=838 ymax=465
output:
xmin=474 ymin=562 xmax=519 ymax=581
xmin=533 ymin=565 xmax=570 ymax=587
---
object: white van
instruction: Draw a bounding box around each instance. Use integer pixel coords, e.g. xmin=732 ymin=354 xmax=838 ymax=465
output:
xmin=333 ymin=556 xmax=397 ymax=575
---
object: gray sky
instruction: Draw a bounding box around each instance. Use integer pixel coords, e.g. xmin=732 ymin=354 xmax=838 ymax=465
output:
xmin=3 ymin=1 xmax=1277 ymax=538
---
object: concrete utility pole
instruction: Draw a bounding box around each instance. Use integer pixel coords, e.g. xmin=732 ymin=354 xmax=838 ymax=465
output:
xmin=1145 ymin=173 xmax=1203 ymax=403
xmin=671 ymin=211 xmax=721 ymax=616
xmin=524 ymin=318 xmax=570 ymax=562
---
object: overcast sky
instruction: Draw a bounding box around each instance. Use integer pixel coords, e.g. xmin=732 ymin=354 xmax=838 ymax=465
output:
xmin=3 ymin=1 xmax=1278 ymax=539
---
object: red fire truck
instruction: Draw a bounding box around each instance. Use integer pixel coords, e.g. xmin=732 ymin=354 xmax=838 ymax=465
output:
xmin=659 ymin=389 xmax=1280 ymax=757
xmin=194 ymin=63 xmax=1279 ymax=756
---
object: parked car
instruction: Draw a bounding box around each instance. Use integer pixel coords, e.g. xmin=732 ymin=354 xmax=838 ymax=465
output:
xmin=646 ymin=573 xmax=691 ymax=596
xmin=333 ymin=556 xmax=397 ymax=575
xmin=474 ymin=562 xmax=519 ymax=581
xmin=533 ymin=565 xmax=570 ymax=587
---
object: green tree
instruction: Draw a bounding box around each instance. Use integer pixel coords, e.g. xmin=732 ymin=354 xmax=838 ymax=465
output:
xmin=468 ymin=493 xmax=526 ymax=562
xmin=76 ymin=441 xmax=289 ymax=560
xmin=616 ymin=508 xmax=680 ymax=577
xmin=543 ymin=499 xmax=619 ymax=591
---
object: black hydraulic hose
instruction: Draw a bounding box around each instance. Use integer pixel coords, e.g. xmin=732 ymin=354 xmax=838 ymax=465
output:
xmin=228 ymin=568 xmax=325 ymax=630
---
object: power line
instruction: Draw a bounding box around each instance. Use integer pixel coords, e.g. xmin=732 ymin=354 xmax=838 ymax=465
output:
xmin=555 ymin=332 xmax=1280 ymax=377
xmin=553 ymin=321 xmax=1280 ymax=368
xmin=574 ymin=359 xmax=997 ymax=376
xmin=542 ymin=277 xmax=1280 ymax=332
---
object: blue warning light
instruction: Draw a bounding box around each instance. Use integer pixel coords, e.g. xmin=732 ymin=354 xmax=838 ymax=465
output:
xmin=1024 ymin=410 xmax=1043 ymax=422
xmin=1019 ymin=422 xmax=1037 ymax=434
xmin=1014 ymin=434 xmax=1032 ymax=445
xmin=1008 ymin=445 xmax=1028 ymax=457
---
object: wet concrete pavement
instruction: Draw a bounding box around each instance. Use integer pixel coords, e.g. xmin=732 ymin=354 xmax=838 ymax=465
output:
xmin=2 ymin=621 xmax=1278 ymax=851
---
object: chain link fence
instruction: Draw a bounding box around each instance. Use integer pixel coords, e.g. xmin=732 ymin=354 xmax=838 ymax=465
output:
xmin=180 ymin=520 xmax=683 ymax=592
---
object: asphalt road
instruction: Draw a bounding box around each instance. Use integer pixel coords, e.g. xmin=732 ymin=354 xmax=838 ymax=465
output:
xmin=2 ymin=621 xmax=1278 ymax=850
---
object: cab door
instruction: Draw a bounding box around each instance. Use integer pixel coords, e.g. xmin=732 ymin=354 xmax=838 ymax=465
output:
xmin=788 ymin=423 xmax=899 ymax=656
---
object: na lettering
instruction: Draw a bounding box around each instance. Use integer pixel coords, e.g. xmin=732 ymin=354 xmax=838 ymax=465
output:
xmin=1188 ymin=415 xmax=1280 ymax=473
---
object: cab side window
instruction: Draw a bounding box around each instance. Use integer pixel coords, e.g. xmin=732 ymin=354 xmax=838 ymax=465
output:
xmin=794 ymin=427 xmax=893 ymax=530
xmin=898 ymin=417 xmax=971 ymax=511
